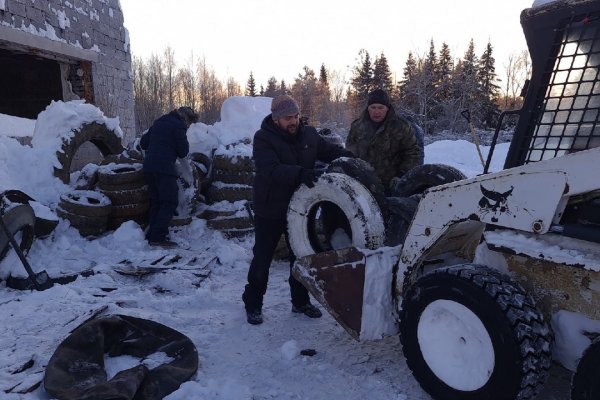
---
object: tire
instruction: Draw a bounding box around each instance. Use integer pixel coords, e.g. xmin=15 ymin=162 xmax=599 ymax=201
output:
xmin=97 ymin=163 xmax=144 ymax=186
xmin=110 ymin=202 xmax=150 ymax=219
xmin=206 ymin=185 xmax=253 ymax=203
xmin=212 ymin=154 xmax=254 ymax=172
xmin=53 ymin=122 xmax=123 ymax=184
xmin=385 ymin=195 xmax=420 ymax=246
xmin=571 ymin=337 xmax=600 ymax=400
xmin=55 ymin=207 xmax=108 ymax=229
xmin=389 ymin=164 xmax=467 ymax=197
xmin=58 ymin=190 xmax=112 ymax=217
xmin=100 ymin=186 xmax=149 ymax=206
xmin=287 ymin=172 xmax=385 ymax=258
xmin=97 ymin=178 xmax=146 ymax=192
xmin=326 ymin=157 xmax=387 ymax=215
xmin=213 ymin=170 xmax=255 ymax=185
xmin=0 ymin=204 xmax=36 ymax=262
xmin=399 ymin=264 xmax=552 ymax=400
xmin=207 ymin=216 xmax=253 ymax=230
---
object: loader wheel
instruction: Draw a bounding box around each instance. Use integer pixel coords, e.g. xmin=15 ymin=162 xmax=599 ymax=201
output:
xmin=287 ymin=172 xmax=385 ymax=257
xmin=399 ymin=264 xmax=552 ymax=400
xmin=571 ymin=336 xmax=600 ymax=400
xmin=389 ymin=164 xmax=466 ymax=197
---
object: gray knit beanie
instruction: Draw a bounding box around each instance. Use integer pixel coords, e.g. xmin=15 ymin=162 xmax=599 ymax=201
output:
xmin=271 ymin=95 xmax=300 ymax=120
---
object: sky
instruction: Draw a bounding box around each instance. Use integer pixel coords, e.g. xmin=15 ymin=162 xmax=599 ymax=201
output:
xmin=119 ymin=0 xmax=536 ymax=88
xmin=0 ymin=98 xmax=593 ymax=399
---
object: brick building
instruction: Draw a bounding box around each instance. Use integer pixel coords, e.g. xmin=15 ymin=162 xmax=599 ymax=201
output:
xmin=0 ymin=0 xmax=135 ymax=142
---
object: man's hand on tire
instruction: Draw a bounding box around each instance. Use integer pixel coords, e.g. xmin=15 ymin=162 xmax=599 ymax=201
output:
xmin=300 ymin=169 xmax=319 ymax=188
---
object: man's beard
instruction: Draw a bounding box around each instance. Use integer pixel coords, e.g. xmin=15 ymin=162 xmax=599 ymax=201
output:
xmin=285 ymin=124 xmax=298 ymax=135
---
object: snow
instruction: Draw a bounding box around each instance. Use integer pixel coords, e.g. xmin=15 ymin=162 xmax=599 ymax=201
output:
xmin=0 ymin=98 xmax=590 ymax=399
xmin=0 ymin=113 xmax=35 ymax=138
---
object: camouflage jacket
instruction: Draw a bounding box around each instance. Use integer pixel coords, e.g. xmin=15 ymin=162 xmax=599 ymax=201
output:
xmin=346 ymin=107 xmax=423 ymax=188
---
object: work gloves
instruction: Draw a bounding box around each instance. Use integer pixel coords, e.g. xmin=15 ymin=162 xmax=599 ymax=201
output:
xmin=300 ymin=168 xmax=320 ymax=188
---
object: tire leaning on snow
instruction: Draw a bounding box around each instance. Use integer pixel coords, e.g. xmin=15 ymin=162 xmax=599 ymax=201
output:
xmin=399 ymin=264 xmax=552 ymax=400
xmin=287 ymin=173 xmax=385 ymax=258
xmin=571 ymin=336 xmax=600 ymax=400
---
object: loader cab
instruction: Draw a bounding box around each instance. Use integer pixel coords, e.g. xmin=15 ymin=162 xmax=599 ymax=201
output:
xmin=504 ymin=0 xmax=600 ymax=168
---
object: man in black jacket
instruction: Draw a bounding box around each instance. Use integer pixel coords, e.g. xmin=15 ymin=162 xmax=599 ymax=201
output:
xmin=243 ymin=95 xmax=353 ymax=325
xmin=140 ymin=106 xmax=197 ymax=248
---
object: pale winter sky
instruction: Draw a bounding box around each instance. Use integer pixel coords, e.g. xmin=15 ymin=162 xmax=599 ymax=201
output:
xmin=119 ymin=0 xmax=535 ymax=89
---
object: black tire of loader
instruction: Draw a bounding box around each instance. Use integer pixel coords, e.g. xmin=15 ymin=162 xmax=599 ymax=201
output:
xmin=571 ymin=336 xmax=600 ymax=400
xmin=0 ymin=204 xmax=36 ymax=262
xmin=389 ymin=164 xmax=467 ymax=197
xmin=399 ymin=264 xmax=552 ymax=400
xmin=58 ymin=192 xmax=112 ymax=217
xmin=54 ymin=122 xmax=123 ymax=184
xmin=385 ymin=195 xmax=420 ymax=246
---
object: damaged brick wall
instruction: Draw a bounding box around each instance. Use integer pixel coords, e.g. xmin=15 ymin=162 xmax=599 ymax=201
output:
xmin=0 ymin=0 xmax=136 ymax=143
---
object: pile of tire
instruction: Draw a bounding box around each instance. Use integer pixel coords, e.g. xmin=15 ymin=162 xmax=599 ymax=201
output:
xmin=56 ymin=190 xmax=112 ymax=237
xmin=199 ymin=201 xmax=254 ymax=239
xmin=96 ymin=163 xmax=149 ymax=230
xmin=206 ymin=154 xmax=254 ymax=204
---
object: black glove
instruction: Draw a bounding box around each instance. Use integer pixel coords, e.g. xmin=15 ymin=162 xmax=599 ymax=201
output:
xmin=300 ymin=168 xmax=319 ymax=188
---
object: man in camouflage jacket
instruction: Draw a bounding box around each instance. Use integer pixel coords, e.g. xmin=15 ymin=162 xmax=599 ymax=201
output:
xmin=346 ymin=89 xmax=423 ymax=189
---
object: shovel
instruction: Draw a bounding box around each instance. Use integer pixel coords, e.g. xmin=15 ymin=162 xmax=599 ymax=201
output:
xmin=0 ymin=212 xmax=53 ymax=291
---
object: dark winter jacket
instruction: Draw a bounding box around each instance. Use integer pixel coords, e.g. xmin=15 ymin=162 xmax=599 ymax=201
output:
xmin=140 ymin=111 xmax=190 ymax=176
xmin=253 ymin=115 xmax=353 ymax=219
xmin=346 ymin=106 xmax=424 ymax=188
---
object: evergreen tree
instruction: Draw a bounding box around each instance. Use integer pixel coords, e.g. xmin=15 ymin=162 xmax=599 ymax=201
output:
xmin=259 ymin=84 xmax=265 ymax=96
xmin=319 ymin=64 xmax=328 ymax=86
xmin=350 ymin=49 xmax=374 ymax=106
xmin=373 ymin=52 xmax=394 ymax=93
xmin=279 ymin=79 xmax=287 ymax=96
xmin=477 ymin=41 xmax=501 ymax=128
xmin=452 ymin=39 xmax=480 ymax=131
xmin=264 ymin=77 xmax=279 ymax=97
xmin=398 ymin=51 xmax=419 ymax=113
xmin=317 ymin=63 xmax=332 ymax=124
xmin=245 ymin=72 xmax=257 ymax=97
xmin=291 ymin=66 xmax=319 ymax=123
xmin=420 ymin=40 xmax=439 ymax=132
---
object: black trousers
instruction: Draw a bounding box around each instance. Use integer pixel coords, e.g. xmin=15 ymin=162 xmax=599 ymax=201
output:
xmin=242 ymin=215 xmax=309 ymax=312
xmin=145 ymin=172 xmax=178 ymax=242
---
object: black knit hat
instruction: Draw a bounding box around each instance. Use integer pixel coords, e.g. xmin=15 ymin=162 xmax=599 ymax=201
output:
xmin=271 ymin=95 xmax=300 ymax=120
xmin=177 ymin=106 xmax=199 ymax=125
xmin=367 ymin=89 xmax=391 ymax=107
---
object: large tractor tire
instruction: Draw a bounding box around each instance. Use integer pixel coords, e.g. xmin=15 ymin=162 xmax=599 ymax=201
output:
xmin=399 ymin=264 xmax=552 ymax=400
xmin=287 ymin=173 xmax=385 ymax=257
xmin=571 ymin=336 xmax=600 ymax=400
xmin=53 ymin=122 xmax=123 ymax=184
xmin=389 ymin=163 xmax=466 ymax=197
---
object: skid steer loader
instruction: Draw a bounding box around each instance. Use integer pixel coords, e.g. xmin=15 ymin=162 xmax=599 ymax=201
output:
xmin=288 ymin=1 xmax=600 ymax=399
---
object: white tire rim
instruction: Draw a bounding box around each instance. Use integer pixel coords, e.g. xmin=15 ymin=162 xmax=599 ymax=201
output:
xmin=417 ymin=299 xmax=495 ymax=391
xmin=287 ymin=173 xmax=385 ymax=258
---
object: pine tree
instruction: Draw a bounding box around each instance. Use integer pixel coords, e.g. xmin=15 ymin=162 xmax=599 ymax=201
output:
xmin=398 ymin=51 xmax=419 ymax=113
xmin=421 ymin=40 xmax=439 ymax=132
xmin=245 ymin=72 xmax=257 ymax=97
xmin=373 ymin=52 xmax=394 ymax=93
xmin=350 ymin=49 xmax=374 ymax=106
xmin=279 ymin=79 xmax=287 ymax=96
xmin=291 ymin=66 xmax=319 ymax=123
xmin=317 ymin=63 xmax=332 ymax=124
xmin=477 ymin=41 xmax=501 ymax=128
xmin=259 ymin=84 xmax=265 ymax=96
xmin=264 ymin=77 xmax=278 ymax=97
xmin=452 ymin=39 xmax=480 ymax=131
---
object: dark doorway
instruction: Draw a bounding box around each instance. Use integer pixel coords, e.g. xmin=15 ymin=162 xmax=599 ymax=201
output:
xmin=0 ymin=48 xmax=63 ymax=119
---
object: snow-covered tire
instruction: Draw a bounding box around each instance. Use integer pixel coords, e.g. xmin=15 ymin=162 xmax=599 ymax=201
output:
xmin=206 ymin=185 xmax=253 ymax=203
xmin=100 ymin=186 xmax=149 ymax=206
xmin=213 ymin=170 xmax=255 ymax=185
xmin=399 ymin=264 xmax=552 ymax=400
xmin=389 ymin=164 xmax=466 ymax=197
xmin=170 ymin=215 xmax=192 ymax=227
xmin=54 ymin=122 xmax=123 ymax=184
xmin=207 ymin=216 xmax=253 ymax=231
xmin=287 ymin=173 xmax=385 ymax=258
xmin=55 ymin=207 xmax=107 ymax=237
xmin=326 ymin=157 xmax=387 ymax=215
xmin=0 ymin=204 xmax=36 ymax=261
xmin=212 ymin=154 xmax=254 ymax=172
xmin=58 ymin=190 xmax=112 ymax=217
xmin=97 ymin=163 xmax=144 ymax=186
xmin=571 ymin=336 xmax=600 ymax=400
xmin=110 ymin=202 xmax=150 ymax=219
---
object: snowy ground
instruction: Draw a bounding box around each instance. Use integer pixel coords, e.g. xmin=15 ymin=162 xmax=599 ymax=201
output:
xmin=0 ymin=100 xmax=580 ymax=399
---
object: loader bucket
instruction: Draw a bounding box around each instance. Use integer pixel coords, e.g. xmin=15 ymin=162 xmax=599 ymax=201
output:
xmin=293 ymin=246 xmax=399 ymax=341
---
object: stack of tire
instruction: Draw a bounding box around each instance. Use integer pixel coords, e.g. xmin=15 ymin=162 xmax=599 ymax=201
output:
xmin=204 ymin=153 xmax=254 ymax=238
xmin=56 ymin=190 xmax=112 ymax=237
xmin=96 ymin=163 xmax=149 ymax=230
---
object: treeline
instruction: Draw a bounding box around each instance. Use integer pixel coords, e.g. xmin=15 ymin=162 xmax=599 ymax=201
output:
xmin=131 ymin=39 xmax=531 ymax=135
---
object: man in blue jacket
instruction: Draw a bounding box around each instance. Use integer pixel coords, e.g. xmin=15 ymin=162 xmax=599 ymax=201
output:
xmin=140 ymin=106 xmax=197 ymax=248
xmin=243 ymin=95 xmax=353 ymax=325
